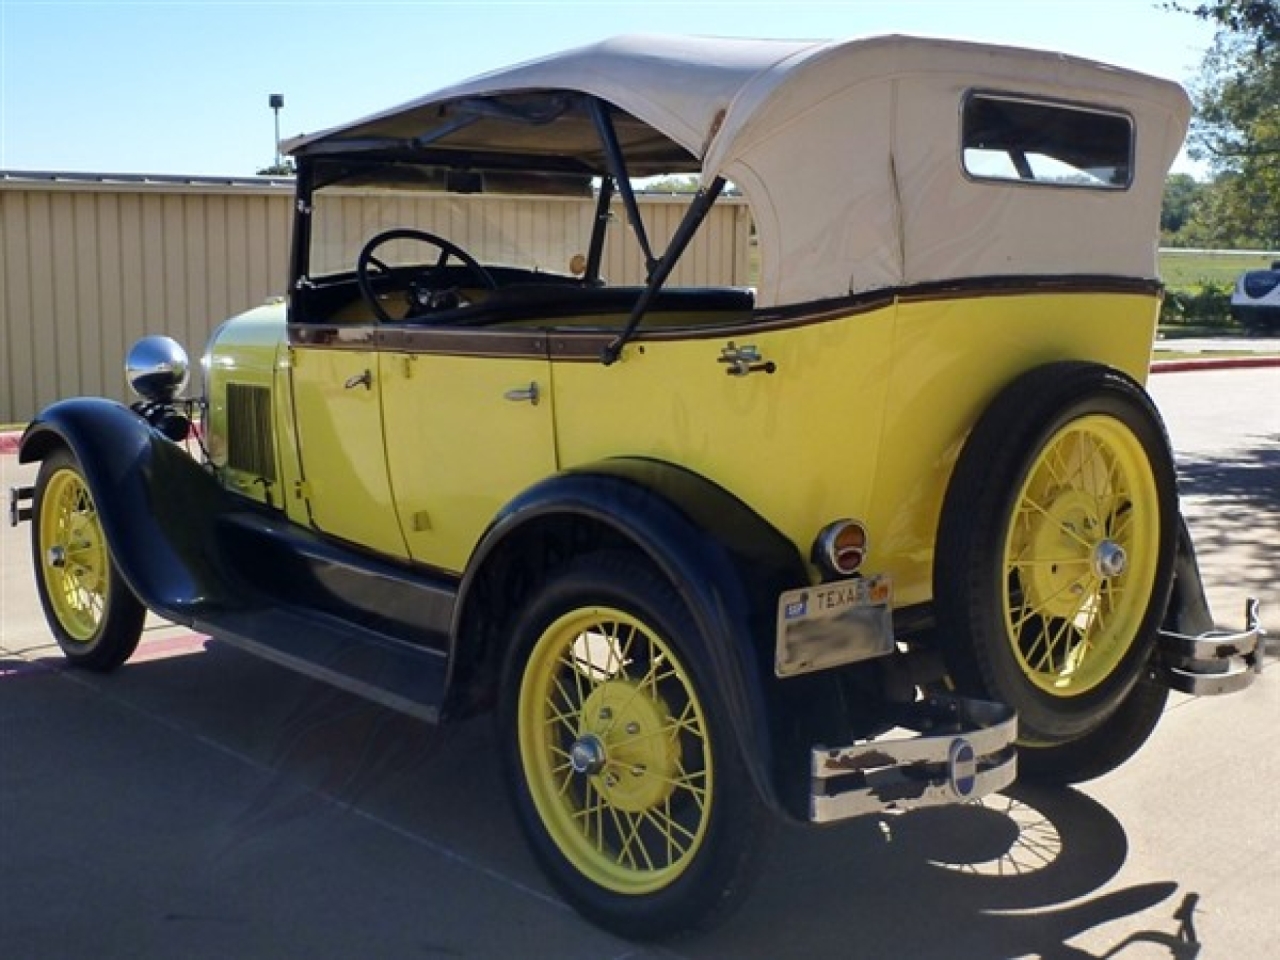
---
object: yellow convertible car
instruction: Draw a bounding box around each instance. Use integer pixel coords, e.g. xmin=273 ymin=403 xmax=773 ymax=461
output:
xmin=11 ymin=34 xmax=1262 ymax=937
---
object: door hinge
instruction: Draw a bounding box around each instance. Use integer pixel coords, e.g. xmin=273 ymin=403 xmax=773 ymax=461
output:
xmin=293 ymin=480 xmax=312 ymax=501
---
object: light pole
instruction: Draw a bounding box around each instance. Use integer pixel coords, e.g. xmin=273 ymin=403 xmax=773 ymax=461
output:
xmin=268 ymin=94 xmax=285 ymax=170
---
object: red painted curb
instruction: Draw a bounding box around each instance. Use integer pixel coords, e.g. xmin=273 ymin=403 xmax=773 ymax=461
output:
xmin=0 ymin=432 xmax=19 ymax=455
xmin=1150 ymin=356 xmax=1280 ymax=374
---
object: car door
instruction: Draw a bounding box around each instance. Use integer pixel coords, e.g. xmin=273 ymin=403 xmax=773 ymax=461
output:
xmin=378 ymin=326 xmax=556 ymax=574
xmin=289 ymin=325 xmax=410 ymax=559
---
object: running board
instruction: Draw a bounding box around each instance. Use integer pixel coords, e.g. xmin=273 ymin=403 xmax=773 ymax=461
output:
xmin=194 ymin=605 xmax=447 ymax=723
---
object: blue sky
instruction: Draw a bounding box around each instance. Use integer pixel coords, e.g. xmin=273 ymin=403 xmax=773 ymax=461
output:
xmin=1 ymin=1 xmax=1218 ymax=177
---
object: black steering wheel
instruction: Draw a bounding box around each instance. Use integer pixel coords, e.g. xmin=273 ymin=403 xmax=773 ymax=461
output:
xmin=356 ymin=228 xmax=498 ymax=321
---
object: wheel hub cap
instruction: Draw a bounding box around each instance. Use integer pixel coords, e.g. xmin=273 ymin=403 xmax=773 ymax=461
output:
xmin=577 ymin=679 xmax=679 ymax=813
xmin=569 ymin=734 xmax=607 ymax=775
xmin=1092 ymin=540 xmax=1128 ymax=579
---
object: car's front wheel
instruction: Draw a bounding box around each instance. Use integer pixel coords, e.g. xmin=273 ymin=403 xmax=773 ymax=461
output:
xmin=498 ymin=552 xmax=764 ymax=939
xmin=32 ymin=447 xmax=145 ymax=671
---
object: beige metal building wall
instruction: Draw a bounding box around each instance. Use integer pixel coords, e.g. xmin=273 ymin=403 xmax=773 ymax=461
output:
xmin=1 ymin=177 xmax=749 ymax=424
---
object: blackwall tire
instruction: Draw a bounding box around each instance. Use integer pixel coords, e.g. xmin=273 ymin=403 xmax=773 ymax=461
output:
xmin=32 ymin=447 xmax=145 ymax=671
xmin=935 ymin=363 xmax=1178 ymax=753
xmin=1017 ymin=670 xmax=1170 ymax=785
xmin=498 ymin=551 xmax=765 ymax=939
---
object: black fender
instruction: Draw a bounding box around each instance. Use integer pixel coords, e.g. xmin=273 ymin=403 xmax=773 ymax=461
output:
xmin=20 ymin=398 xmax=244 ymax=623
xmin=449 ymin=457 xmax=810 ymax=817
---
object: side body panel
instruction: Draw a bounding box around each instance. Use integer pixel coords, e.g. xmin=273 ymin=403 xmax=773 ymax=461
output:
xmin=381 ymin=351 xmax=556 ymax=572
xmin=290 ymin=339 xmax=410 ymax=558
xmin=554 ymin=287 xmax=1159 ymax=607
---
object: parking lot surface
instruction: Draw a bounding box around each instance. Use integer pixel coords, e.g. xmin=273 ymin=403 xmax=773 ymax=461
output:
xmin=2 ymin=367 xmax=1276 ymax=959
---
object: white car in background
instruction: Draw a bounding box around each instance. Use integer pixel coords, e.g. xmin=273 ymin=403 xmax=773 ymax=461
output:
xmin=1231 ymin=260 xmax=1280 ymax=332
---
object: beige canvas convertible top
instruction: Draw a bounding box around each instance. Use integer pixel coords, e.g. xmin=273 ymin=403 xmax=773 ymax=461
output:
xmin=288 ymin=34 xmax=1191 ymax=307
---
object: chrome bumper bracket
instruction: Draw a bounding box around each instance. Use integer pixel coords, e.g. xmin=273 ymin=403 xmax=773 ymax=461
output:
xmin=809 ymin=695 xmax=1017 ymax=824
xmin=1158 ymin=598 xmax=1265 ymax=696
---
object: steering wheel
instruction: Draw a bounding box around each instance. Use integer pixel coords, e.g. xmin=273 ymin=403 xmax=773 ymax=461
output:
xmin=356 ymin=228 xmax=498 ymax=321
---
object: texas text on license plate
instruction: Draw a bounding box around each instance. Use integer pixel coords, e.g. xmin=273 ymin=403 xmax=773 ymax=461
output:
xmin=774 ymin=575 xmax=893 ymax=678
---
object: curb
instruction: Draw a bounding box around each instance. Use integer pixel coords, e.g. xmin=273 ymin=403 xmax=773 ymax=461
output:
xmin=2 ymin=356 xmax=1275 ymax=456
xmin=1150 ymin=356 xmax=1280 ymax=374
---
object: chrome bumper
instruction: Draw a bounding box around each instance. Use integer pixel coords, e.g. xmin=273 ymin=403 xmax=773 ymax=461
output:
xmin=810 ymin=695 xmax=1017 ymax=824
xmin=1158 ymin=597 xmax=1265 ymax=696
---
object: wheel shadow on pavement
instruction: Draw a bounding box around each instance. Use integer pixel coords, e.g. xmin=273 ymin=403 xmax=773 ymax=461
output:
xmin=681 ymin=784 xmax=1201 ymax=959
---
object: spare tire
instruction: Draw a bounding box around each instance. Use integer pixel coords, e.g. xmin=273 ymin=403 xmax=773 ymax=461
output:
xmin=934 ymin=362 xmax=1178 ymax=759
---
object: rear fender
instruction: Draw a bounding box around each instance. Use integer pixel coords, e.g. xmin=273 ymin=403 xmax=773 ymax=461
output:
xmin=20 ymin=398 xmax=243 ymax=622
xmin=450 ymin=458 xmax=810 ymax=816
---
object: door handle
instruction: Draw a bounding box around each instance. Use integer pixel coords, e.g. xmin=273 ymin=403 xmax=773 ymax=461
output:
xmin=503 ymin=382 xmax=540 ymax=405
xmin=345 ymin=369 xmax=373 ymax=390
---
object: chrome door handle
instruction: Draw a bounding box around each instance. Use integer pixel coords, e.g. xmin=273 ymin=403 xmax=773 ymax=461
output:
xmin=504 ymin=382 xmax=540 ymax=405
xmin=345 ymin=369 xmax=373 ymax=390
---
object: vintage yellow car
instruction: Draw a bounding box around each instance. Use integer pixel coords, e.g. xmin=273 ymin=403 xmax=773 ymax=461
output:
xmin=11 ymin=34 xmax=1263 ymax=937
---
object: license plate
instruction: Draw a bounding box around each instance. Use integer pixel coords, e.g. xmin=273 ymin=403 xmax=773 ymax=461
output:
xmin=775 ymin=575 xmax=894 ymax=677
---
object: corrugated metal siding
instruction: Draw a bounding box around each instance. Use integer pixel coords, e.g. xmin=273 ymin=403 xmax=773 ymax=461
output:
xmin=1 ymin=180 xmax=748 ymax=424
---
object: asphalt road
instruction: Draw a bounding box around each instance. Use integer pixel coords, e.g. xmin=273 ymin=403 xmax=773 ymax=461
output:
xmin=1 ymin=367 xmax=1276 ymax=960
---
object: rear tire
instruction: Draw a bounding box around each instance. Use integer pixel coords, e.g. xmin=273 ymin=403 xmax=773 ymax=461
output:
xmin=935 ymin=363 xmax=1178 ymax=766
xmin=498 ymin=551 xmax=765 ymax=939
xmin=1017 ymin=670 xmax=1169 ymax=784
xmin=32 ymin=448 xmax=145 ymax=671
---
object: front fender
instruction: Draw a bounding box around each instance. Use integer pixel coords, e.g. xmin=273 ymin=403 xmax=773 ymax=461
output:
xmin=20 ymin=398 xmax=244 ymax=622
xmin=452 ymin=457 xmax=810 ymax=816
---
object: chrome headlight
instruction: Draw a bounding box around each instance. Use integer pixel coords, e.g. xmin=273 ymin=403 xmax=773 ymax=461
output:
xmin=126 ymin=336 xmax=190 ymax=402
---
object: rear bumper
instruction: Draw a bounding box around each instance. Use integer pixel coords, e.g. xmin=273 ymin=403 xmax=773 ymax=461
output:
xmin=810 ymin=695 xmax=1017 ymax=823
xmin=1158 ymin=597 xmax=1265 ymax=696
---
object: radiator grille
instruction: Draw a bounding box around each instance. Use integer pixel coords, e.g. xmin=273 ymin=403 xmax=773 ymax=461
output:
xmin=225 ymin=383 xmax=277 ymax=481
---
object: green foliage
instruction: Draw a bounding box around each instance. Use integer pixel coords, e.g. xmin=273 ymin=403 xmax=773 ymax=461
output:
xmin=1160 ymin=278 xmax=1235 ymax=325
xmin=636 ymin=175 xmax=699 ymax=194
xmin=1172 ymin=0 xmax=1280 ymax=247
xmin=1160 ymin=173 xmax=1206 ymax=243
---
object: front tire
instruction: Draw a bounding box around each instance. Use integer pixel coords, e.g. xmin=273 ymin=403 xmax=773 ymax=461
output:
xmin=935 ymin=363 xmax=1178 ymax=771
xmin=32 ymin=447 xmax=145 ymax=671
xmin=498 ymin=552 xmax=764 ymax=939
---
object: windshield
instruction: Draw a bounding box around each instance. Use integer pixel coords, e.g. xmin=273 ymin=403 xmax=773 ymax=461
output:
xmin=309 ymin=185 xmax=596 ymax=281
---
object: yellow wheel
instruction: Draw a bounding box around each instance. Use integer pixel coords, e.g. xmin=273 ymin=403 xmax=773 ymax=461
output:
xmin=1002 ymin=415 xmax=1161 ymax=697
xmin=500 ymin=553 xmax=762 ymax=938
xmin=32 ymin=448 xmax=144 ymax=670
xmin=936 ymin=364 xmax=1177 ymax=778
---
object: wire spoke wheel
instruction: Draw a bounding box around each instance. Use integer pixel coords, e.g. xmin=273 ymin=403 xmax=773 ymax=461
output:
xmin=1002 ymin=415 xmax=1161 ymax=697
xmin=500 ymin=552 xmax=763 ymax=938
xmin=936 ymin=363 xmax=1177 ymax=778
xmin=32 ymin=448 xmax=145 ymax=671
xmin=520 ymin=607 xmax=712 ymax=894
xmin=39 ymin=467 xmax=111 ymax=642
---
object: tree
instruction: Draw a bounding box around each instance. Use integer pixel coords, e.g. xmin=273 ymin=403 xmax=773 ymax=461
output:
xmin=1160 ymin=173 xmax=1206 ymax=242
xmin=257 ymin=160 xmax=295 ymax=176
xmin=1174 ymin=1 xmax=1280 ymax=247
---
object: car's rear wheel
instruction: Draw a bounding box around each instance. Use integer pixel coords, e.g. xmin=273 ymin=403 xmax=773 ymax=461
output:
xmin=935 ymin=363 xmax=1178 ymax=780
xmin=32 ymin=448 xmax=145 ymax=671
xmin=499 ymin=552 xmax=763 ymax=939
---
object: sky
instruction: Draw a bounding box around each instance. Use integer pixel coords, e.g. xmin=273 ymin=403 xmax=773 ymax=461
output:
xmin=0 ymin=0 xmax=1220 ymax=178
